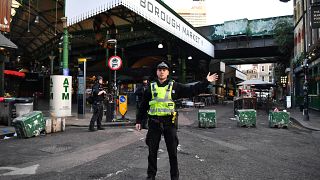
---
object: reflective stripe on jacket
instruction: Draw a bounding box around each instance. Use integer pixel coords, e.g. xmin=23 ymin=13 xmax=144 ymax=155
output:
xmin=148 ymin=80 xmax=175 ymax=116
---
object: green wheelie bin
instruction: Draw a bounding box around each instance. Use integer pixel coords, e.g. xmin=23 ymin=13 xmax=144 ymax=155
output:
xmin=12 ymin=111 xmax=45 ymax=138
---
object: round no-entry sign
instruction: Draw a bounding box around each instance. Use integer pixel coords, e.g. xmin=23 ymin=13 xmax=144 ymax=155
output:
xmin=108 ymin=56 xmax=122 ymax=70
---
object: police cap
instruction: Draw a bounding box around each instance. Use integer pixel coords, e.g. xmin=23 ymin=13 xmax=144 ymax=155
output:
xmin=157 ymin=61 xmax=169 ymax=69
xmin=96 ymin=76 xmax=103 ymax=80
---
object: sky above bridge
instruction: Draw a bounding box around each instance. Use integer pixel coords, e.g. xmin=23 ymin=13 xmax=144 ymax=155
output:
xmin=163 ymin=0 xmax=293 ymax=25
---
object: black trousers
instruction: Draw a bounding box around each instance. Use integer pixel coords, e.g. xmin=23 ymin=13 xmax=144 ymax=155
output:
xmin=146 ymin=119 xmax=179 ymax=180
xmin=89 ymin=102 xmax=103 ymax=129
xmin=137 ymin=102 xmax=148 ymax=129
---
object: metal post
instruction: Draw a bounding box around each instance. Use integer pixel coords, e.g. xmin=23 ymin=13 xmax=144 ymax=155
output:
xmin=77 ymin=58 xmax=86 ymax=117
xmin=303 ymin=59 xmax=309 ymax=121
xmin=61 ymin=17 xmax=69 ymax=76
xmin=0 ymin=55 xmax=4 ymax=97
xmin=49 ymin=55 xmax=55 ymax=75
xmin=181 ymin=57 xmax=186 ymax=84
xmin=58 ymin=47 xmax=63 ymax=73
xmin=113 ymin=43 xmax=117 ymax=121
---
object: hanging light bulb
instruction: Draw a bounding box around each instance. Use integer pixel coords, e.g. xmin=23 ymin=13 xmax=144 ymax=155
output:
xmin=34 ymin=0 xmax=39 ymax=23
xmin=158 ymin=43 xmax=163 ymax=49
xmin=34 ymin=15 xmax=39 ymax=23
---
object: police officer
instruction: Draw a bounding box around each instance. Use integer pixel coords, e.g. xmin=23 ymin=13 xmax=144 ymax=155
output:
xmin=135 ymin=61 xmax=218 ymax=180
xmin=89 ymin=76 xmax=107 ymax=131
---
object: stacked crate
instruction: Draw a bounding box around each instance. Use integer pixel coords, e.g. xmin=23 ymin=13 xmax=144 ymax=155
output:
xmin=268 ymin=111 xmax=289 ymax=128
xmin=198 ymin=109 xmax=216 ymax=128
xmin=12 ymin=111 xmax=45 ymax=138
xmin=236 ymin=109 xmax=256 ymax=127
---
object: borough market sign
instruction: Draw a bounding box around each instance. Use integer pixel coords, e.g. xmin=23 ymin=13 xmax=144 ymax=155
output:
xmin=66 ymin=0 xmax=214 ymax=57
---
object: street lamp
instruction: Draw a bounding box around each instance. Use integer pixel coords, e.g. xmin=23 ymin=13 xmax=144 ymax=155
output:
xmin=280 ymin=76 xmax=287 ymax=87
xmin=301 ymin=59 xmax=309 ymax=121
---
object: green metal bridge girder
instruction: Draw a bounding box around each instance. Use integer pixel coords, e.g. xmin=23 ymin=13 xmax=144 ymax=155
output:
xmin=206 ymin=15 xmax=293 ymax=41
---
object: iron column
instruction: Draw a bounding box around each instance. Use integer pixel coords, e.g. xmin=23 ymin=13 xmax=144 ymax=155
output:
xmin=302 ymin=59 xmax=309 ymax=121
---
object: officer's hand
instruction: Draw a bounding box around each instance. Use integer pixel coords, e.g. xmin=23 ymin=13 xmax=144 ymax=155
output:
xmin=206 ymin=72 xmax=218 ymax=82
xmin=98 ymin=90 xmax=105 ymax=95
xmin=135 ymin=123 xmax=141 ymax=131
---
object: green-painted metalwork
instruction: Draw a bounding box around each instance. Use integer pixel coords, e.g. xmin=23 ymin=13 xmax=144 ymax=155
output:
xmin=62 ymin=0 xmax=69 ymax=75
xmin=62 ymin=28 xmax=69 ymax=75
xmin=310 ymin=96 xmax=320 ymax=110
xmin=208 ymin=16 xmax=293 ymax=41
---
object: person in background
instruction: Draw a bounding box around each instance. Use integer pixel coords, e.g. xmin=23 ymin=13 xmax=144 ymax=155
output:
xmin=136 ymin=61 xmax=218 ymax=180
xmin=135 ymin=77 xmax=149 ymax=129
xmin=89 ymin=76 xmax=106 ymax=131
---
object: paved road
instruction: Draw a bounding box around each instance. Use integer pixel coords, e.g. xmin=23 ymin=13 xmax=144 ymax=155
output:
xmin=1 ymin=104 xmax=320 ymax=180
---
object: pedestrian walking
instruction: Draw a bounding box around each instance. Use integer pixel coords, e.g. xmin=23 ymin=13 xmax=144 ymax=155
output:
xmin=135 ymin=77 xmax=149 ymax=129
xmin=135 ymin=61 xmax=218 ymax=180
xmin=89 ymin=76 xmax=107 ymax=131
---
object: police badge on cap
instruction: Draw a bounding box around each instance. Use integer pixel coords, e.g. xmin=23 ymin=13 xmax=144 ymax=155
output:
xmin=157 ymin=62 xmax=169 ymax=69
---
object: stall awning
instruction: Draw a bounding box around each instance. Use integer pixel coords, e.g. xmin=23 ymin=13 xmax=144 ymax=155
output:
xmin=66 ymin=0 xmax=214 ymax=57
xmin=0 ymin=33 xmax=17 ymax=49
xmin=4 ymin=70 xmax=25 ymax=78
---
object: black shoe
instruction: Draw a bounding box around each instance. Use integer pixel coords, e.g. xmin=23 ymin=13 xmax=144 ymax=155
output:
xmin=146 ymin=175 xmax=155 ymax=180
xmin=88 ymin=128 xmax=96 ymax=132
xmin=97 ymin=127 xmax=105 ymax=130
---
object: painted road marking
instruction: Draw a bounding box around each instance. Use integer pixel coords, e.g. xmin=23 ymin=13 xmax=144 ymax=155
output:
xmin=181 ymin=129 xmax=248 ymax=151
xmin=0 ymin=164 xmax=39 ymax=176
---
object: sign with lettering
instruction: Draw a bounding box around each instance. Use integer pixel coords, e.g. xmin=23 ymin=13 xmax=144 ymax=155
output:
xmin=50 ymin=75 xmax=72 ymax=117
xmin=311 ymin=5 xmax=320 ymax=29
xmin=65 ymin=0 xmax=214 ymax=57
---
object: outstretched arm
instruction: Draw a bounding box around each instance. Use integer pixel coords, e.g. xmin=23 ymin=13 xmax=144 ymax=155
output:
xmin=175 ymin=72 xmax=219 ymax=99
xmin=206 ymin=72 xmax=218 ymax=82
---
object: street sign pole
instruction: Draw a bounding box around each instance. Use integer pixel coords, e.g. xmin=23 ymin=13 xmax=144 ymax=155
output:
xmin=77 ymin=58 xmax=87 ymax=118
xmin=107 ymin=40 xmax=122 ymax=122
xmin=113 ymin=43 xmax=117 ymax=121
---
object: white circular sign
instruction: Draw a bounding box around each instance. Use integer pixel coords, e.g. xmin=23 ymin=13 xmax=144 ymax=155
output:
xmin=108 ymin=56 xmax=122 ymax=70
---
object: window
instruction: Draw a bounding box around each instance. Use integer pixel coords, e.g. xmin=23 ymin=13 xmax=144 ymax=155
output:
xmin=261 ymin=66 xmax=265 ymax=72
xmin=269 ymin=76 xmax=272 ymax=82
xmin=262 ymin=76 xmax=265 ymax=81
xmin=269 ymin=65 xmax=272 ymax=71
